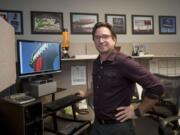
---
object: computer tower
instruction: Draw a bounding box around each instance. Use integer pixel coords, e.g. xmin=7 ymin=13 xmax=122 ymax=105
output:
xmin=0 ymin=98 xmax=43 ymax=135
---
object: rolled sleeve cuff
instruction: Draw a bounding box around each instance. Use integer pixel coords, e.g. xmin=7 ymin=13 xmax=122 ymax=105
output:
xmin=144 ymin=93 xmax=161 ymax=99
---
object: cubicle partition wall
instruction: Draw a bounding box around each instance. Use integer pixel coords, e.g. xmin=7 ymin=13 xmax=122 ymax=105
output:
xmin=0 ymin=18 xmax=16 ymax=93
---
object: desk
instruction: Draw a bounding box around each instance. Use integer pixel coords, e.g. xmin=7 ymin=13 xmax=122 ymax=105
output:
xmin=43 ymin=93 xmax=92 ymax=135
xmin=0 ymin=98 xmax=43 ymax=135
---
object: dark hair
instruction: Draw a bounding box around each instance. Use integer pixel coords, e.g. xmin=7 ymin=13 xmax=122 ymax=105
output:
xmin=92 ymin=22 xmax=117 ymax=41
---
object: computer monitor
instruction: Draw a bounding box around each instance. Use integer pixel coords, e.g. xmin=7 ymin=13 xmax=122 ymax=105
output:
xmin=16 ymin=40 xmax=62 ymax=78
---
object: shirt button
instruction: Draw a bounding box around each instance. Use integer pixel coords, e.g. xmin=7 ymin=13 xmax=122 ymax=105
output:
xmin=100 ymin=66 xmax=103 ymax=69
xmin=96 ymin=86 xmax=99 ymax=89
xmin=98 ymin=76 xmax=101 ymax=79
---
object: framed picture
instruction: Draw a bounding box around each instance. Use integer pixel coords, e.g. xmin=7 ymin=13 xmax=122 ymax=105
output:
xmin=0 ymin=10 xmax=23 ymax=34
xmin=132 ymin=15 xmax=154 ymax=34
xmin=31 ymin=11 xmax=63 ymax=34
xmin=105 ymin=14 xmax=126 ymax=34
xmin=159 ymin=16 xmax=176 ymax=34
xmin=70 ymin=12 xmax=99 ymax=34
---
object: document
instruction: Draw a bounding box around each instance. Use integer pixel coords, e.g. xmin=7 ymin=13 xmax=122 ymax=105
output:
xmin=71 ymin=66 xmax=86 ymax=85
xmin=149 ymin=59 xmax=158 ymax=73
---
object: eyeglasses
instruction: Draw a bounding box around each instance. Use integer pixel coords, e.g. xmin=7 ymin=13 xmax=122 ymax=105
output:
xmin=94 ymin=34 xmax=112 ymax=41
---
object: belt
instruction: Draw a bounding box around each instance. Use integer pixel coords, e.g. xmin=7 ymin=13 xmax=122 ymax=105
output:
xmin=96 ymin=118 xmax=120 ymax=124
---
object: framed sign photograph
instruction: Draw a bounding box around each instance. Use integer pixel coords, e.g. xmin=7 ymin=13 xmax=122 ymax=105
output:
xmin=0 ymin=10 xmax=23 ymax=34
xmin=70 ymin=12 xmax=99 ymax=34
xmin=105 ymin=14 xmax=126 ymax=34
xmin=132 ymin=15 xmax=154 ymax=34
xmin=31 ymin=11 xmax=63 ymax=34
xmin=159 ymin=16 xmax=176 ymax=34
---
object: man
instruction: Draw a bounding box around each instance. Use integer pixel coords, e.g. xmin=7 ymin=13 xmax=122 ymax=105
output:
xmin=80 ymin=22 xmax=164 ymax=135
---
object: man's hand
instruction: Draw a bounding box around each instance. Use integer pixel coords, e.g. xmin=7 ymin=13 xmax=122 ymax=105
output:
xmin=77 ymin=90 xmax=86 ymax=97
xmin=115 ymin=105 xmax=137 ymax=122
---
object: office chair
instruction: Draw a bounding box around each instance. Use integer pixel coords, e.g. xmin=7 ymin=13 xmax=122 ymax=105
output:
xmin=134 ymin=73 xmax=180 ymax=135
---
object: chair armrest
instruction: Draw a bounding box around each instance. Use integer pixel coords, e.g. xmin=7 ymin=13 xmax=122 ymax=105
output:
xmin=160 ymin=116 xmax=180 ymax=127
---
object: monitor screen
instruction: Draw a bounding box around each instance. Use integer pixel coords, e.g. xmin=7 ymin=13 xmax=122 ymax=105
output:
xmin=17 ymin=40 xmax=62 ymax=78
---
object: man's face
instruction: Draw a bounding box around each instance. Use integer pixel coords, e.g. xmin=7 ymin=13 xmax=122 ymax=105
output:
xmin=94 ymin=27 xmax=116 ymax=54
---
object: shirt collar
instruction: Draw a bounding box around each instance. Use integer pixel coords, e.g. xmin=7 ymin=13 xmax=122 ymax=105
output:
xmin=97 ymin=49 xmax=117 ymax=63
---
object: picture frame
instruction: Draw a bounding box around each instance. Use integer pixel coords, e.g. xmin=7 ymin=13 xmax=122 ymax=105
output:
xmin=31 ymin=11 xmax=63 ymax=34
xmin=0 ymin=10 xmax=23 ymax=34
xmin=159 ymin=16 xmax=176 ymax=34
xmin=105 ymin=14 xmax=126 ymax=34
xmin=70 ymin=12 xmax=99 ymax=34
xmin=132 ymin=15 xmax=154 ymax=34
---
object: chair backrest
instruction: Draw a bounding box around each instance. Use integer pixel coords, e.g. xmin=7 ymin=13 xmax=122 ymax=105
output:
xmin=154 ymin=73 xmax=180 ymax=115
xmin=135 ymin=74 xmax=180 ymax=135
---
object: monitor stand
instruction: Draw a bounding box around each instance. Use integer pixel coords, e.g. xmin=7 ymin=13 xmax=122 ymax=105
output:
xmin=31 ymin=80 xmax=57 ymax=97
xmin=22 ymin=79 xmax=57 ymax=98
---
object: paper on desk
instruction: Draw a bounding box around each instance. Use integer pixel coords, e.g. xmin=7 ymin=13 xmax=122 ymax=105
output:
xmin=77 ymin=99 xmax=88 ymax=110
xmin=136 ymin=83 xmax=143 ymax=100
xmin=71 ymin=66 xmax=86 ymax=85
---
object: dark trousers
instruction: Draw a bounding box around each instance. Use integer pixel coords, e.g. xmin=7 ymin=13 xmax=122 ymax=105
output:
xmin=90 ymin=119 xmax=135 ymax=135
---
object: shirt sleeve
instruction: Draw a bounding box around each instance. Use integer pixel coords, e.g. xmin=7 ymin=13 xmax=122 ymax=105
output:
xmin=121 ymin=56 xmax=164 ymax=99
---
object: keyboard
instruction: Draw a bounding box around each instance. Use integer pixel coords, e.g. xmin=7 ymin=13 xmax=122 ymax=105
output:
xmin=44 ymin=94 xmax=84 ymax=112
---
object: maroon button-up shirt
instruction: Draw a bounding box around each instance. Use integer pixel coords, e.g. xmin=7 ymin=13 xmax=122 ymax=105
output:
xmin=93 ymin=50 xmax=164 ymax=120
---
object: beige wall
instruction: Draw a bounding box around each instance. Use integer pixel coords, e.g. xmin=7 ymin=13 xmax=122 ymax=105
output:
xmin=1 ymin=0 xmax=180 ymax=56
xmin=0 ymin=0 xmax=180 ymax=44
xmin=1 ymin=0 xmax=180 ymax=97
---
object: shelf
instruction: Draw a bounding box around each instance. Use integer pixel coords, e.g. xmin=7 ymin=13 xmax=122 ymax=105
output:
xmin=62 ymin=54 xmax=98 ymax=61
xmin=132 ymin=54 xmax=155 ymax=59
xmin=43 ymin=94 xmax=91 ymax=135
xmin=62 ymin=54 xmax=180 ymax=60
xmin=25 ymin=118 xmax=43 ymax=126
xmin=62 ymin=54 xmax=156 ymax=61
xmin=44 ymin=118 xmax=90 ymax=135
xmin=152 ymin=55 xmax=180 ymax=58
